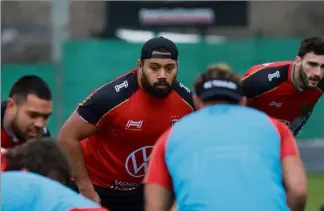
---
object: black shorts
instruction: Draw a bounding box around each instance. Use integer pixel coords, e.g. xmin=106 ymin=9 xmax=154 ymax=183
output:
xmin=68 ymin=181 xmax=144 ymax=211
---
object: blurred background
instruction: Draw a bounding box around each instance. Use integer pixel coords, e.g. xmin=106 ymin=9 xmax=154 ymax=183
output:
xmin=1 ymin=1 xmax=323 ymax=209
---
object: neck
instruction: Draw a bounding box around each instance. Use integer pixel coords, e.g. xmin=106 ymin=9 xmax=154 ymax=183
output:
xmin=292 ymin=63 xmax=304 ymax=90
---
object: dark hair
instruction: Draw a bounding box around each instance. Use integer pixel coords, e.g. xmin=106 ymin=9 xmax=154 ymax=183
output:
xmin=194 ymin=63 xmax=242 ymax=104
xmin=9 ymin=75 xmax=52 ymax=104
xmin=5 ymin=138 xmax=71 ymax=184
xmin=298 ymin=37 xmax=324 ymax=58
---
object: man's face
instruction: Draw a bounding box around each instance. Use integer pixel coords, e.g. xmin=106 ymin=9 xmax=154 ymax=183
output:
xmin=296 ymin=52 xmax=324 ymax=88
xmin=8 ymin=95 xmax=52 ymax=140
xmin=138 ymin=51 xmax=178 ymax=98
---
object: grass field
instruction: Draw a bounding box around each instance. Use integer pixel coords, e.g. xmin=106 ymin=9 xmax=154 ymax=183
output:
xmin=307 ymin=174 xmax=324 ymax=211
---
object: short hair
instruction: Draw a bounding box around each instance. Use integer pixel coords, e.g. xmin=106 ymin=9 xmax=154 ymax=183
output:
xmin=9 ymin=75 xmax=52 ymax=104
xmin=298 ymin=37 xmax=324 ymax=58
xmin=194 ymin=63 xmax=242 ymax=104
xmin=5 ymin=138 xmax=71 ymax=184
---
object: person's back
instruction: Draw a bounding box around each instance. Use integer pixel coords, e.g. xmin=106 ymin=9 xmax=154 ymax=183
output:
xmin=1 ymin=171 xmax=108 ymax=211
xmin=145 ymin=64 xmax=307 ymax=211
xmin=166 ymin=104 xmax=288 ymax=211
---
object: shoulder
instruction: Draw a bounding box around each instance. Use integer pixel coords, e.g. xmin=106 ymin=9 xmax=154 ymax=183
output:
xmin=242 ymin=61 xmax=292 ymax=98
xmin=77 ymin=70 xmax=138 ymax=125
xmin=172 ymin=81 xmax=195 ymax=110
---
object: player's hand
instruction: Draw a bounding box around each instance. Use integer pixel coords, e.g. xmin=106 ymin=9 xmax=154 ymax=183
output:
xmin=79 ymin=186 xmax=101 ymax=204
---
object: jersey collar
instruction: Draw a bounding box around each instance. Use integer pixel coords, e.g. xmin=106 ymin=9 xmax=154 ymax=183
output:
xmin=1 ymin=102 xmax=20 ymax=143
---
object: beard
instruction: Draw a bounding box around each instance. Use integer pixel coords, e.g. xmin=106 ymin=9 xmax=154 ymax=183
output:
xmin=10 ymin=114 xmax=42 ymax=141
xmin=10 ymin=116 xmax=28 ymax=140
xmin=140 ymin=69 xmax=176 ymax=98
xmin=300 ymin=65 xmax=321 ymax=89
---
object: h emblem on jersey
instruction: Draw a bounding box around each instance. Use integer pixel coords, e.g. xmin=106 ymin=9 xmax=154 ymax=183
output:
xmin=268 ymin=71 xmax=280 ymax=82
xmin=126 ymin=120 xmax=143 ymax=130
xmin=115 ymin=80 xmax=128 ymax=92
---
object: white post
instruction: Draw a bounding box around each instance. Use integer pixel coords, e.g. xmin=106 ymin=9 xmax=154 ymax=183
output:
xmin=51 ymin=0 xmax=70 ymax=135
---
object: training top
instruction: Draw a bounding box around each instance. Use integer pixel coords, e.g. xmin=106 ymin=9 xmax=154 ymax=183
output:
xmin=145 ymin=104 xmax=299 ymax=211
xmin=242 ymin=61 xmax=324 ymax=136
xmin=77 ymin=69 xmax=194 ymax=190
xmin=1 ymin=171 xmax=108 ymax=211
xmin=1 ymin=102 xmax=51 ymax=149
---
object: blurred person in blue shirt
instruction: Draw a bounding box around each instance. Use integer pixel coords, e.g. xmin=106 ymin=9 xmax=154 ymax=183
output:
xmin=144 ymin=65 xmax=307 ymax=211
xmin=1 ymin=171 xmax=108 ymax=211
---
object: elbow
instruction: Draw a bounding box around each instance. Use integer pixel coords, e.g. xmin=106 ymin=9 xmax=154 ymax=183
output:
xmin=292 ymin=187 xmax=307 ymax=202
xmin=286 ymin=184 xmax=308 ymax=203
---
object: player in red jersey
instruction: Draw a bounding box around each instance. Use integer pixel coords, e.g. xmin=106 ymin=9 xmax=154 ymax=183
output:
xmin=1 ymin=75 xmax=52 ymax=149
xmin=1 ymin=138 xmax=109 ymax=211
xmin=242 ymin=37 xmax=324 ymax=136
xmin=58 ymin=37 xmax=194 ymax=211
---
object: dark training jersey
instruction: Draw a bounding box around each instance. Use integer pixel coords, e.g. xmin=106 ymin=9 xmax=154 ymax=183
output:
xmin=242 ymin=61 xmax=324 ymax=136
xmin=77 ymin=70 xmax=194 ymax=190
xmin=1 ymin=102 xmax=51 ymax=149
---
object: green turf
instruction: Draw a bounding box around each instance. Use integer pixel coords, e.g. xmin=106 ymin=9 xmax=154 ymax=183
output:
xmin=307 ymin=174 xmax=324 ymax=211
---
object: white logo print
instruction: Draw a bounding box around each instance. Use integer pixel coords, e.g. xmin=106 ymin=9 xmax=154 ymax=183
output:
xmin=268 ymin=71 xmax=280 ymax=82
xmin=125 ymin=120 xmax=143 ymax=130
xmin=268 ymin=101 xmax=282 ymax=108
xmin=115 ymin=80 xmax=128 ymax=92
xmin=179 ymin=82 xmax=191 ymax=93
xmin=125 ymin=146 xmax=154 ymax=178
xmin=204 ymin=80 xmax=237 ymax=90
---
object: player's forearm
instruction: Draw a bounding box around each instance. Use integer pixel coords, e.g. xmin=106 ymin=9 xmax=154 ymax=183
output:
xmin=286 ymin=191 xmax=307 ymax=211
xmin=58 ymin=138 xmax=92 ymax=189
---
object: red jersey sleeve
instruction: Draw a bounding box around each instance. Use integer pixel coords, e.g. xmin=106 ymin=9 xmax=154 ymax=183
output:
xmin=144 ymin=128 xmax=173 ymax=190
xmin=270 ymin=118 xmax=299 ymax=159
xmin=1 ymin=151 xmax=7 ymax=172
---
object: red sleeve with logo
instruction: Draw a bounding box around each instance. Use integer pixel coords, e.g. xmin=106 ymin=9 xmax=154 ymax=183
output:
xmin=270 ymin=118 xmax=299 ymax=159
xmin=144 ymin=128 xmax=173 ymax=190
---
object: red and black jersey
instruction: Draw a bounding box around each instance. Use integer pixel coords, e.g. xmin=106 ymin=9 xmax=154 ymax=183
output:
xmin=1 ymin=102 xmax=51 ymax=149
xmin=77 ymin=69 xmax=194 ymax=190
xmin=242 ymin=61 xmax=324 ymax=136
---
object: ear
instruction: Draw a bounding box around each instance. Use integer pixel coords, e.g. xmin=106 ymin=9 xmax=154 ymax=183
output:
xmin=6 ymin=98 xmax=16 ymax=109
xmin=193 ymin=94 xmax=203 ymax=110
xmin=137 ymin=59 xmax=143 ymax=69
xmin=239 ymin=96 xmax=247 ymax=106
xmin=294 ymin=56 xmax=302 ymax=63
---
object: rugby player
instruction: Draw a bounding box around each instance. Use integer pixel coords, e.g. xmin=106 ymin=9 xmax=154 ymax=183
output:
xmin=1 ymin=138 xmax=70 ymax=184
xmin=242 ymin=37 xmax=324 ymax=136
xmin=58 ymin=37 xmax=194 ymax=210
xmin=145 ymin=66 xmax=307 ymax=211
xmin=2 ymin=172 xmax=109 ymax=211
xmin=1 ymin=75 xmax=52 ymax=149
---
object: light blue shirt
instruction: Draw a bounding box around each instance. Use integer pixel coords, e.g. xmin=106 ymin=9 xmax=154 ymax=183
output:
xmin=1 ymin=171 xmax=101 ymax=211
xmin=165 ymin=104 xmax=289 ymax=211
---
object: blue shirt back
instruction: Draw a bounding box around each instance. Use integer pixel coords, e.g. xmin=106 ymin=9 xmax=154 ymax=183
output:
xmin=165 ymin=104 xmax=289 ymax=211
xmin=1 ymin=171 xmax=100 ymax=211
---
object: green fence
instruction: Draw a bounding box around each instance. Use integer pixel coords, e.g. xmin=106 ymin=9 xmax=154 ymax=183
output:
xmin=1 ymin=38 xmax=323 ymax=139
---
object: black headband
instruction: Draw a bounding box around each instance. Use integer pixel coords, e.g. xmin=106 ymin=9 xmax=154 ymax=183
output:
xmin=195 ymin=79 xmax=243 ymax=102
